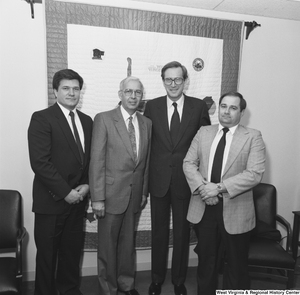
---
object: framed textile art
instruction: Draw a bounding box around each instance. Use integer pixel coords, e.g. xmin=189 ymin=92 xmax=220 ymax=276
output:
xmin=45 ymin=0 xmax=244 ymax=250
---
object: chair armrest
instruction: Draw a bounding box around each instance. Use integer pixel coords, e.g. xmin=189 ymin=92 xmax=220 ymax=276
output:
xmin=16 ymin=226 xmax=27 ymax=277
xmin=276 ymin=214 xmax=292 ymax=252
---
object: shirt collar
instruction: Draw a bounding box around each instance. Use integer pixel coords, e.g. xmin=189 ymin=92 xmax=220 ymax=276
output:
xmin=218 ymin=123 xmax=239 ymax=135
xmin=120 ymin=105 xmax=137 ymax=122
xmin=166 ymin=94 xmax=184 ymax=109
xmin=57 ymin=102 xmax=77 ymax=119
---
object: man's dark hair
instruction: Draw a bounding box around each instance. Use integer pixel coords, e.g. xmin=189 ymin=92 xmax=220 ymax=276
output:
xmin=52 ymin=69 xmax=84 ymax=90
xmin=219 ymin=91 xmax=247 ymax=111
xmin=161 ymin=61 xmax=188 ymax=81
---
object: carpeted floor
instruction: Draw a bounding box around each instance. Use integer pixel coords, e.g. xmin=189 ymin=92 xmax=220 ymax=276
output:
xmin=22 ymin=261 xmax=300 ymax=295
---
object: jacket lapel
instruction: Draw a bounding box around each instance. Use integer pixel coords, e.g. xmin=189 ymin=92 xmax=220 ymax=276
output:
xmin=203 ymin=125 xmax=219 ymax=179
xmin=77 ymin=110 xmax=91 ymax=166
xmin=223 ymin=125 xmax=249 ymax=176
xmin=156 ymin=97 xmax=173 ymax=148
xmin=114 ymin=107 xmax=136 ymax=164
xmin=136 ymin=112 xmax=146 ymax=165
xmin=53 ymin=103 xmax=83 ymax=165
xmin=173 ymin=95 xmax=193 ymax=148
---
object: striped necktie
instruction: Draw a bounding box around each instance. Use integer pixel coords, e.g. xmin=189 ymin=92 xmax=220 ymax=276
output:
xmin=69 ymin=111 xmax=84 ymax=164
xmin=128 ymin=116 xmax=137 ymax=163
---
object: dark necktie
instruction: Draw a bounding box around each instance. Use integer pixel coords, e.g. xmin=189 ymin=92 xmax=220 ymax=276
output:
xmin=128 ymin=116 xmax=137 ymax=163
xmin=69 ymin=111 xmax=84 ymax=164
xmin=211 ymin=127 xmax=229 ymax=183
xmin=170 ymin=102 xmax=180 ymax=146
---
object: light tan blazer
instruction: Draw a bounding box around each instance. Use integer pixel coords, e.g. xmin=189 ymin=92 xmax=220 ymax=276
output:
xmin=89 ymin=107 xmax=152 ymax=214
xmin=183 ymin=124 xmax=266 ymax=234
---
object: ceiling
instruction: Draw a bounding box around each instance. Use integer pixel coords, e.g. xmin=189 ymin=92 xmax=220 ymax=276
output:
xmin=131 ymin=0 xmax=300 ymax=21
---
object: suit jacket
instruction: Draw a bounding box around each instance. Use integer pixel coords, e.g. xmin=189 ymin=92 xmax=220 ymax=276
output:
xmin=89 ymin=107 xmax=152 ymax=214
xmin=28 ymin=103 xmax=93 ymax=214
xmin=183 ymin=124 xmax=266 ymax=234
xmin=143 ymin=94 xmax=210 ymax=199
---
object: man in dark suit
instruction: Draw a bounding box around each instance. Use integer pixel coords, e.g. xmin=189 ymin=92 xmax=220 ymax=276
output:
xmin=28 ymin=69 xmax=93 ymax=295
xmin=89 ymin=76 xmax=152 ymax=295
xmin=143 ymin=61 xmax=210 ymax=295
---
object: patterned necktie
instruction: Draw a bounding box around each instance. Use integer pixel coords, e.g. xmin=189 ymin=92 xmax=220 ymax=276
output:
xmin=69 ymin=111 xmax=84 ymax=164
xmin=211 ymin=127 xmax=229 ymax=183
xmin=128 ymin=116 xmax=137 ymax=163
xmin=170 ymin=102 xmax=180 ymax=146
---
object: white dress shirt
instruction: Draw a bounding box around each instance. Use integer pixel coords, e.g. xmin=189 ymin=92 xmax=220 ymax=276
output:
xmin=57 ymin=103 xmax=85 ymax=152
xmin=207 ymin=124 xmax=239 ymax=182
xmin=166 ymin=95 xmax=184 ymax=129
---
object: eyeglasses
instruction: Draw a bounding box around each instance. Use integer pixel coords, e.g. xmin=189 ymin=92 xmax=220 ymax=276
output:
xmin=163 ymin=77 xmax=184 ymax=86
xmin=123 ymin=89 xmax=143 ymax=98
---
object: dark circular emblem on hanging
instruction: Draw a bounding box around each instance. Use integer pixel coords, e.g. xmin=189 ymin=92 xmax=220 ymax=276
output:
xmin=192 ymin=58 xmax=204 ymax=71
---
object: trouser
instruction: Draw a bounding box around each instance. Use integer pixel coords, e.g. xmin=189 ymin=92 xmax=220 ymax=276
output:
xmin=150 ymin=186 xmax=190 ymax=286
xmin=193 ymin=200 xmax=251 ymax=295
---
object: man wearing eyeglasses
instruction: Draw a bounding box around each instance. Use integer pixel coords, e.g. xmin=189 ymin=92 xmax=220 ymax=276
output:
xmin=89 ymin=76 xmax=152 ymax=295
xmin=144 ymin=61 xmax=210 ymax=295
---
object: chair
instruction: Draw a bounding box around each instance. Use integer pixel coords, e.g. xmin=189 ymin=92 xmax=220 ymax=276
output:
xmin=248 ymin=183 xmax=295 ymax=288
xmin=0 ymin=190 xmax=27 ymax=294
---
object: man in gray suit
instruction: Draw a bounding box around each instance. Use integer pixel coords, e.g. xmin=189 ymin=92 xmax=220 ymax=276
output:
xmin=183 ymin=92 xmax=266 ymax=294
xmin=89 ymin=76 xmax=152 ymax=295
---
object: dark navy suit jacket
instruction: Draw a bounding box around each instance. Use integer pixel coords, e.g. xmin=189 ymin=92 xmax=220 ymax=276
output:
xmin=28 ymin=103 xmax=93 ymax=214
xmin=144 ymin=94 xmax=210 ymax=199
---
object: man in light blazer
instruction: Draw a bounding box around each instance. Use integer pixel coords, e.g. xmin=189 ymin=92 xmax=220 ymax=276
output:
xmin=28 ymin=69 xmax=93 ymax=295
xmin=183 ymin=92 xmax=266 ymax=294
xmin=144 ymin=61 xmax=210 ymax=295
xmin=89 ymin=76 xmax=152 ymax=295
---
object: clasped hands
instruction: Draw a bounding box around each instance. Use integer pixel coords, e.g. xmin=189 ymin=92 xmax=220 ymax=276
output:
xmin=197 ymin=180 xmax=220 ymax=206
xmin=65 ymin=184 xmax=89 ymax=205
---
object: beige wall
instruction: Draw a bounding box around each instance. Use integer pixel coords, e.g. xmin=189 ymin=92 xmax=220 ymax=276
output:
xmin=1 ymin=0 xmax=300 ymax=281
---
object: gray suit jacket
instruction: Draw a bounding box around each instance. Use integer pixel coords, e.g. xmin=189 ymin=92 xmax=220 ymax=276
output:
xmin=89 ymin=107 xmax=152 ymax=214
xmin=183 ymin=124 xmax=266 ymax=234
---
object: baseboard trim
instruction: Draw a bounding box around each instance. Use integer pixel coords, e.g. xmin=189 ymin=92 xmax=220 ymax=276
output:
xmin=23 ymin=257 xmax=198 ymax=282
